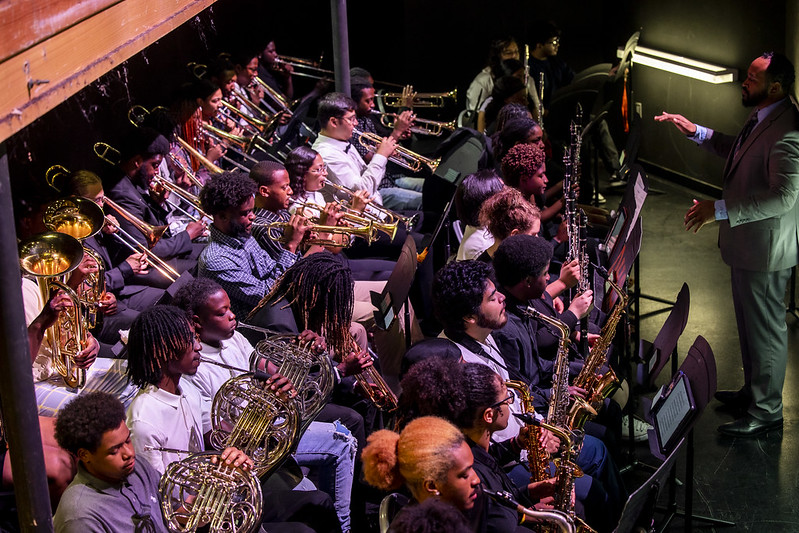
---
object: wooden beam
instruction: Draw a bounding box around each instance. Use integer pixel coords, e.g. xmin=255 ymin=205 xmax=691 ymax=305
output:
xmin=0 ymin=0 xmax=121 ymax=63
xmin=0 ymin=0 xmax=219 ymax=143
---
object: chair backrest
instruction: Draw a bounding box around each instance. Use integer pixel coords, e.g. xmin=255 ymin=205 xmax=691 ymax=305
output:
xmin=379 ymin=492 xmax=410 ymax=533
xmin=646 ymin=283 xmax=690 ymax=386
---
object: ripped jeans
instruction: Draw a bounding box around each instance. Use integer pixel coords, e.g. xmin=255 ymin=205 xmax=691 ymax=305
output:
xmin=294 ymin=420 xmax=357 ymax=532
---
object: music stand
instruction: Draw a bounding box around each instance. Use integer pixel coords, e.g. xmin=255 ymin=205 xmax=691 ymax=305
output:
xmin=646 ymin=335 xmax=733 ymax=531
xmin=613 ymin=436 xmax=682 ymax=533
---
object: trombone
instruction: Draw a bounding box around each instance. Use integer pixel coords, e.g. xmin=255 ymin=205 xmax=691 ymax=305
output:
xmin=151 ymin=175 xmax=210 ymax=220
xmin=323 ymin=182 xmax=419 ymax=232
xmin=257 ymin=220 xmax=378 ymax=247
xmin=371 ymin=110 xmax=456 ymax=137
xmin=353 ymin=128 xmax=441 ymax=174
xmin=376 ymin=87 xmax=458 ymax=108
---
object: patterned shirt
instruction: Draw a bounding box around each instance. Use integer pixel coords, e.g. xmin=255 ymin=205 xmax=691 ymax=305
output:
xmin=251 ymin=207 xmax=298 ymax=261
xmin=198 ymin=224 xmax=297 ymax=318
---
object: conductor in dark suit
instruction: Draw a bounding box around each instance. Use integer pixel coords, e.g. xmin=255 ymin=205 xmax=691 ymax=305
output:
xmin=656 ymin=52 xmax=799 ymax=437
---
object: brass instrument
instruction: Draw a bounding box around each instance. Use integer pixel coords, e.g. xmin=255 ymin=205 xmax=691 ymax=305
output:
xmin=273 ymin=55 xmax=333 ymax=83
xmin=19 ymin=232 xmax=88 ymax=388
xmin=127 ymin=104 xmax=170 ymax=129
xmin=153 ymin=448 xmax=263 ymax=533
xmin=208 ymin=373 xmax=301 ymax=477
xmin=259 ymin=220 xmax=378 ymax=247
xmin=175 ymin=136 xmax=224 ymax=175
xmin=151 ymin=176 xmax=211 ymax=220
xmin=219 ymin=99 xmax=282 ymax=141
xmin=505 ymin=380 xmax=549 ymax=482
xmin=249 ymin=333 xmax=335 ymax=431
xmin=323 ymin=182 xmax=418 ymax=232
xmin=253 ymin=76 xmax=295 ymax=113
xmin=102 ymin=197 xmax=180 ymax=282
xmin=371 ymin=110 xmax=456 ymax=137
xmin=168 ymin=153 xmax=204 ymax=190
xmin=347 ymin=339 xmax=398 ymax=412
xmin=570 ymin=274 xmax=626 ymax=420
xmin=376 ymin=87 xmax=457 ymax=108
xmin=201 ymin=122 xmax=263 ymax=155
xmin=93 ymin=142 xmax=121 ymax=166
xmin=353 ymin=128 xmax=441 ymax=173
xmin=43 ymin=197 xmax=107 ymax=330
xmin=229 ymin=88 xmax=271 ymax=120
xmin=290 ymin=199 xmax=398 ymax=241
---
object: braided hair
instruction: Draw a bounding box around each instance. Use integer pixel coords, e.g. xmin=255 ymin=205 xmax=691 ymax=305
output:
xmin=249 ymin=253 xmax=354 ymax=358
xmin=126 ymin=305 xmax=194 ymax=388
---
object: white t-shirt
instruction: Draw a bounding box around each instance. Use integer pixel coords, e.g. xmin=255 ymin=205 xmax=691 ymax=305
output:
xmin=127 ymin=383 xmax=209 ymax=474
xmin=183 ymin=331 xmax=253 ymax=415
xmin=456 ymin=225 xmax=495 ymax=261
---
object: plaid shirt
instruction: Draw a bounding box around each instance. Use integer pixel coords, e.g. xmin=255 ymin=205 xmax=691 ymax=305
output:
xmin=251 ymin=207 xmax=303 ymax=261
xmin=198 ymin=224 xmax=297 ymax=318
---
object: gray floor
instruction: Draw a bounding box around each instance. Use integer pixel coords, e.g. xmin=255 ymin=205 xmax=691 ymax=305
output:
xmin=611 ymin=174 xmax=799 ymax=532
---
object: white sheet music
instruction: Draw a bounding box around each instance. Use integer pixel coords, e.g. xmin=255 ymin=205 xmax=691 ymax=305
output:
xmin=655 ymin=377 xmax=694 ymax=447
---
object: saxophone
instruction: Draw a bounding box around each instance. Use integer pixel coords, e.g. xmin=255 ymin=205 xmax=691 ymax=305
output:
xmin=570 ymin=274 xmax=627 ymax=423
xmin=522 ymin=307 xmax=595 ymax=430
xmin=505 ymin=380 xmax=549 ymax=482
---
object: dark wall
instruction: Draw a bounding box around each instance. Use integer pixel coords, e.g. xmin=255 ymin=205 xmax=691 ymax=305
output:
xmin=630 ymin=0 xmax=787 ymax=191
xmin=5 ymin=0 xmax=787 ymax=203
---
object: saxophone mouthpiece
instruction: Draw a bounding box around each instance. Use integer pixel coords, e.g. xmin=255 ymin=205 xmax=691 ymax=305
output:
xmin=513 ymin=412 xmax=541 ymax=426
xmin=592 ymin=264 xmax=610 ymax=279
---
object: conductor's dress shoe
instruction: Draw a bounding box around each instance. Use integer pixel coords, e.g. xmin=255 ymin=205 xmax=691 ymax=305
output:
xmin=717 ymin=414 xmax=783 ymax=437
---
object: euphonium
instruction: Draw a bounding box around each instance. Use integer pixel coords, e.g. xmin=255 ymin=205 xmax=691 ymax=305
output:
xmin=19 ymin=232 xmax=88 ymax=388
xmin=505 ymin=380 xmax=549 ymax=482
xmin=43 ymin=196 xmax=107 ymax=330
xmin=259 ymin=220 xmax=378 ymax=247
xmin=570 ymin=275 xmax=627 ymax=419
xmin=353 ymin=128 xmax=441 ymax=173
xmin=153 ymin=448 xmax=263 ymax=533
xmin=208 ymin=373 xmax=301 ymax=478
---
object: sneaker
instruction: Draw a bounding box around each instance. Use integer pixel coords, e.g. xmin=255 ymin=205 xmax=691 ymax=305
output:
xmin=595 ymin=192 xmax=607 ymax=205
xmin=621 ymin=415 xmax=652 ymax=442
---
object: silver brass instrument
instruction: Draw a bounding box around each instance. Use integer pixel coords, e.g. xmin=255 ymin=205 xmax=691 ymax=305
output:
xmin=353 ymin=128 xmax=441 ymax=173
xmin=155 ymin=449 xmax=263 ymax=533
xmin=323 ymin=181 xmax=418 ymax=232
xmin=371 ymin=110 xmax=456 ymax=137
xmin=483 ymin=489 xmax=575 ymax=533
xmin=208 ymin=373 xmax=301 ymax=478
xmin=376 ymin=88 xmax=457 ymax=108
xmin=19 ymin=232 xmax=88 ymax=388
xmin=258 ymin=220 xmax=378 ymax=247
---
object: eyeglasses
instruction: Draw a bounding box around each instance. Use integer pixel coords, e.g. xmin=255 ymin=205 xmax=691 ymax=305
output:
xmin=547 ymin=38 xmax=560 ymax=46
xmin=310 ymin=164 xmax=328 ymax=175
xmin=490 ymin=390 xmax=515 ymax=409
xmin=338 ymin=114 xmax=359 ymax=125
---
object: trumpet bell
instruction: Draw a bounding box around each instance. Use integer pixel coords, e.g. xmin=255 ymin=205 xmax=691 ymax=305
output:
xmin=44 ymin=197 xmax=105 ymax=241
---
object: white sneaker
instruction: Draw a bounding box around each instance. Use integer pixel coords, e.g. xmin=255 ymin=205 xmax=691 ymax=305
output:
xmin=621 ymin=415 xmax=652 ymax=442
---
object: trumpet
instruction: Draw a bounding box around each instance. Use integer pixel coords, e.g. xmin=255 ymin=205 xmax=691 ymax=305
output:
xmin=19 ymin=232 xmax=88 ymax=388
xmin=323 ymin=182 xmax=419 ymax=232
xmin=353 ymin=128 xmax=440 ymax=173
xmin=347 ymin=338 xmax=398 ymax=412
xmin=372 ymin=110 xmax=456 ymax=137
xmin=290 ymin=199 xmax=398 ymax=241
xmin=257 ymin=220 xmax=378 ymax=247
xmin=376 ymin=87 xmax=457 ymax=108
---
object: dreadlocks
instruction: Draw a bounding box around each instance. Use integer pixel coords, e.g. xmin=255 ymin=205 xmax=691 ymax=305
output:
xmin=249 ymin=252 xmax=354 ymax=359
xmin=126 ymin=305 xmax=194 ymax=388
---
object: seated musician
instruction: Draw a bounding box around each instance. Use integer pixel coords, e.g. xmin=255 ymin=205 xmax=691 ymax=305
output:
xmin=399 ymin=358 xmax=559 ymax=532
xmin=454 ymin=170 xmax=505 ymax=261
xmin=16 ymin=199 xmax=136 ymax=417
xmin=350 ymin=80 xmax=423 ymax=211
xmin=172 ymin=277 xmax=358 ymax=532
xmin=124 ymin=306 xmax=336 ymax=533
xmin=52 ymin=392 xmax=171 ymax=532
xmin=431 ymin=259 xmax=626 ymax=530
xmin=492 ymin=117 xmax=545 ymax=168
xmin=104 ymin=127 xmax=205 ymax=282
xmin=258 ymin=39 xmax=294 ymax=101
xmin=197 ymin=170 xmax=298 ymax=318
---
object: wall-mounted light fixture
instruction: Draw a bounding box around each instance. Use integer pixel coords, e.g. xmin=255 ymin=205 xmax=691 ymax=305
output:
xmin=617 ymin=46 xmax=737 ymax=84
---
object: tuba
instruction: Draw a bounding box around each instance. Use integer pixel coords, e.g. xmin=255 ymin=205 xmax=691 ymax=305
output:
xmin=19 ymin=232 xmax=88 ymax=388
xmin=208 ymin=373 xmax=301 ymax=478
xmin=155 ymin=449 xmax=262 ymax=533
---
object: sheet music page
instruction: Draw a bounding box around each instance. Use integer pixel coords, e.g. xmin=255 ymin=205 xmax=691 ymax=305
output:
xmin=656 ymin=378 xmax=692 ymax=445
